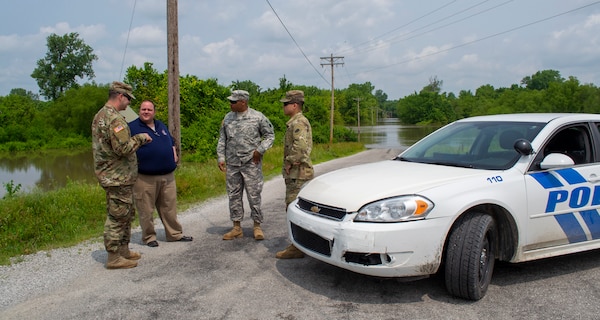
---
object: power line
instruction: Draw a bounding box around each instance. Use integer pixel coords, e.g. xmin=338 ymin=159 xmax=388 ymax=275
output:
xmin=337 ymin=0 xmax=458 ymax=55
xmin=120 ymin=0 xmax=137 ymax=80
xmin=265 ymin=0 xmax=330 ymax=86
xmin=349 ymin=0 xmax=511 ymax=56
xmin=348 ymin=1 xmax=600 ymax=77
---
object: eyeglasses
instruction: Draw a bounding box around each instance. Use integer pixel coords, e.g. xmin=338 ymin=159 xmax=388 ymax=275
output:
xmin=122 ymin=93 xmax=131 ymax=101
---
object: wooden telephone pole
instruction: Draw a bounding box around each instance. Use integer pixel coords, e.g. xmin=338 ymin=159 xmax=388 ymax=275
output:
xmin=167 ymin=0 xmax=181 ymax=160
xmin=354 ymin=97 xmax=361 ymax=141
xmin=320 ymin=54 xmax=344 ymax=146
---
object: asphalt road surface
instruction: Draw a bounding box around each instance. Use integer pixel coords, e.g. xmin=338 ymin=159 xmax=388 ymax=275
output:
xmin=1 ymin=148 xmax=599 ymax=320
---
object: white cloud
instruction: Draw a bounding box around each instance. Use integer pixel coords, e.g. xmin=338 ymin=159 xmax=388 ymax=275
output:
xmin=125 ymin=25 xmax=167 ymax=46
xmin=0 ymin=34 xmax=32 ymax=52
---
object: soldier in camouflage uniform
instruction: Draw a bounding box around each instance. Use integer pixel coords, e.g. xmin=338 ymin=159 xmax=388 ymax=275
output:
xmin=217 ymin=90 xmax=275 ymax=240
xmin=92 ymin=81 xmax=152 ymax=269
xmin=276 ymin=90 xmax=314 ymax=259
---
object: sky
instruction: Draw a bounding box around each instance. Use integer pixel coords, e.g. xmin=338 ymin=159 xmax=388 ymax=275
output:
xmin=2 ymin=0 xmax=600 ymax=100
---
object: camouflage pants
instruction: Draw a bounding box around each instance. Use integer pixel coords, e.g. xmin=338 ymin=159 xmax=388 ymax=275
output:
xmin=285 ymin=178 xmax=309 ymax=208
xmin=226 ymin=162 xmax=263 ymax=223
xmin=103 ymin=185 xmax=135 ymax=253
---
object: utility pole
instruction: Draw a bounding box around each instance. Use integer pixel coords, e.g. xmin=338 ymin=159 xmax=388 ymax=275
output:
xmin=320 ymin=54 xmax=344 ymax=146
xmin=167 ymin=0 xmax=181 ymax=160
xmin=353 ymin=97 xmax=361 ymax=141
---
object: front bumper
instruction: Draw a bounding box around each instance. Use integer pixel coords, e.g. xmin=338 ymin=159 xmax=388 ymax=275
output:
xmin=287 ymin=199 xmax=449 ymax=278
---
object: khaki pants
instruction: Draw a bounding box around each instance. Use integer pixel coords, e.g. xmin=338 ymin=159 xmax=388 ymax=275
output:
xmin=133 ymin=172 xmax=182 ymax=243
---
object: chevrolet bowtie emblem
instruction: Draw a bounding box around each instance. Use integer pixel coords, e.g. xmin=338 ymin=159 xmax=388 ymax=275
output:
xmin=310 ymin=206 xmax=321 ymax=213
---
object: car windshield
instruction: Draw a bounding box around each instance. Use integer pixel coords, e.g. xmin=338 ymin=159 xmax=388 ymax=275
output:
xmin=397 ymin=121 xmax=545 ymax=170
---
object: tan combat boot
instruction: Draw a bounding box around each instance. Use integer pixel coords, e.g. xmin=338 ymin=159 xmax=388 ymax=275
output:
xmin=106 ymin=251 xmax=138 ymax=269
xmin=119 ymin=244 xmax=141 ymax=260
xmin=276 ymin=244 xmax=305 ymax=259
xmin=223 ymin=221 xmax=243 ymax=240
xmin=253 ymin=221 xmax=264 ymax=240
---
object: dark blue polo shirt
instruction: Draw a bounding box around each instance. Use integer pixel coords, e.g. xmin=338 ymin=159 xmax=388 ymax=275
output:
xmin=128 ymin=118 xmax=177 ymax=175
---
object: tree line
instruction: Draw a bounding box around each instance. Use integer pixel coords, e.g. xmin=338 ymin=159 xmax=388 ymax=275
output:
xmin=1 ymin=33 xmax=599 ymax=161
xmin=399 ymin=70 xmax=600 ymax=124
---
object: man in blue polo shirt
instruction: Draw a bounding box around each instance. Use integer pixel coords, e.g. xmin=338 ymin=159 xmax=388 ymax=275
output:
xmin=129 ymin=100 xmax=192 ymax=247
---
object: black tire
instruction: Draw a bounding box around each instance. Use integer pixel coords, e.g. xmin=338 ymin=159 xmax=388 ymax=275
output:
xmin=444 ymin=212 xmax=497 ymax=300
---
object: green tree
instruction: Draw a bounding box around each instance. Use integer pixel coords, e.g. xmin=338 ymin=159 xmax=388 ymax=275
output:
xmin=422 ymin=75 xmax=443 ymax=94
xmin=577 ymin=83 xmax=600 ymax=114
xmin=398 ymin=78 xmax=455 ymax=125
xmin=45 ymin=83 xmax=107 ymax=137
xmin=230 ymin=80 xmax=262 ymax=97
xmin=0 ymin=94 xmax=53 ymax=148
xmin=520 ymin=69 xmax=564 ymax=90
xmin=123 ymin=62 xmax=167 ymax=110
xmin=278 ymin=75 xmax=293 ymax=92
xmin=31 ymin=32 xmax=98 ymax=101
xmin=374 ymin=89 xmax=388 ymax=121
xmin=340 ymin=82 xmax=377 ymax=126
xmin=9 ymin=88 xmax=39 ymax=100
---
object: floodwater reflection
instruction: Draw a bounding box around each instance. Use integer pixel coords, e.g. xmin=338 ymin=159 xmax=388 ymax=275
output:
xmin=0 ymin=150 xmax=96 ymax=198
xmin=349 ymin=118 xmax=438 ymax=149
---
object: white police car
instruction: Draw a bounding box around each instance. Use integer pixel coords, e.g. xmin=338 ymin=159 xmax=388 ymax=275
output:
xmin=286 ymin=113 xmax=600 ymax=300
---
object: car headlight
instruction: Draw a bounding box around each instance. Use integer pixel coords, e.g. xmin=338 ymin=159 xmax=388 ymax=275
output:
xmin=355 ymin=195 xmax=434 ymax=222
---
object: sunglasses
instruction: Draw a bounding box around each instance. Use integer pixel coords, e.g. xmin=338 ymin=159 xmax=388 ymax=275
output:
xmin=122 ymin=93 xmax=132 ymax=101
xmin=283 ymin=101 xmax=295 ymax=106
xmin=228 ymin=100 xmax=238 ymax=104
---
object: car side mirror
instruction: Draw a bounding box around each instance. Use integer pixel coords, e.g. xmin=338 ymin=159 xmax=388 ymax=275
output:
xmin=514 ymin=139 xmax=533 ymax=155
xmin=540 ymin=153 xmax=575 ymax=169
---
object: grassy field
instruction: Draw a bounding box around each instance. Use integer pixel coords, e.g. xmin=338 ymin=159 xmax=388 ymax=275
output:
xmin=0 ymin=142 xmax=365 ymax=265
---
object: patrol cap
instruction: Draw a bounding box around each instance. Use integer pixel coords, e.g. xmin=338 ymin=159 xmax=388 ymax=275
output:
xmin=227 ymin=90 xmax=250 ymax=102
xmin=110 ymin=81 xmax=135 ymax=100
xmin=280 ymin=90 xmax=304 ymax=103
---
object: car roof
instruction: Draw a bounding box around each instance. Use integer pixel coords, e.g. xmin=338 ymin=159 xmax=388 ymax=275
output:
xmin=456 ymin=113 xmax=600 ymax=124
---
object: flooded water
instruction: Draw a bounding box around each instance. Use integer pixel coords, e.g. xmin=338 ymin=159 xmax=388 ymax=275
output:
xmin=0 ymin=119 xmax=437 ymax=198
xmin=0 ymin=150 xmax=97 ymax=198
xmin=350 ymin=118 xmax=438 ymax=149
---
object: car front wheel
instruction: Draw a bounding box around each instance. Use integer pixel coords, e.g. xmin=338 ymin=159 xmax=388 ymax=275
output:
xmin=444 ymin=212 xmax=497 ymax=300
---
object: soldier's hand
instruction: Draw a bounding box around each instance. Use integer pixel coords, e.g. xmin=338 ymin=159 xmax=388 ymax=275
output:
xmin=252 ymin=150 xmax=261 ymax=164
xmin=218 ymin=161 xmax=226 ymax=172
xmin=143 ymin=133 xmax=153 ymax=144
xmin=285 ymin=163 xmax=291 ymax=175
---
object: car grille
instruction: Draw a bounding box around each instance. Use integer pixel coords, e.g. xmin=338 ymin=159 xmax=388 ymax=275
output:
xmin=290 ymin=222 xmax=332 ymax=256
xmin=297 ymin=198 xmax=347 ymax=221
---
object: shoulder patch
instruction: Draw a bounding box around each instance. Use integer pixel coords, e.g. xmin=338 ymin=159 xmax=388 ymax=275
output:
xmin=114 ymin=125 xmax=124 ymax=133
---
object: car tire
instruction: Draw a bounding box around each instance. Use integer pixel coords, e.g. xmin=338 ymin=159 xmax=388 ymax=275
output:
xmin=444 ymin=212 xmax=497 ymax=300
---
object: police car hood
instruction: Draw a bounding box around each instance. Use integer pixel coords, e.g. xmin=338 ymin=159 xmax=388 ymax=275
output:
xmin=298 ymin=160 xmax=485 ymax=211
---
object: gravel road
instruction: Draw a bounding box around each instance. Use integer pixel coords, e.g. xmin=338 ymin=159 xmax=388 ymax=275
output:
xmin=1 ymin=148 xmax=599 ymax=320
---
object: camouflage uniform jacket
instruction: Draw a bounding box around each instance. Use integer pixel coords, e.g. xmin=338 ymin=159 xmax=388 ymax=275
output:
xmin=283 ymin=112 xmax=314 ymax=180
xmin=217 ymin=107 xmax=275 ymax=166
xmin=92 ymin=104 xmax=148 ymax=187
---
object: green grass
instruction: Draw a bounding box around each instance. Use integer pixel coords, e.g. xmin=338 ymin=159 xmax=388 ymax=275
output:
xmin=0 ymin=142 xmax=365 ymax=265
xmin=0 ymin=181 xmax=106 ymax=265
